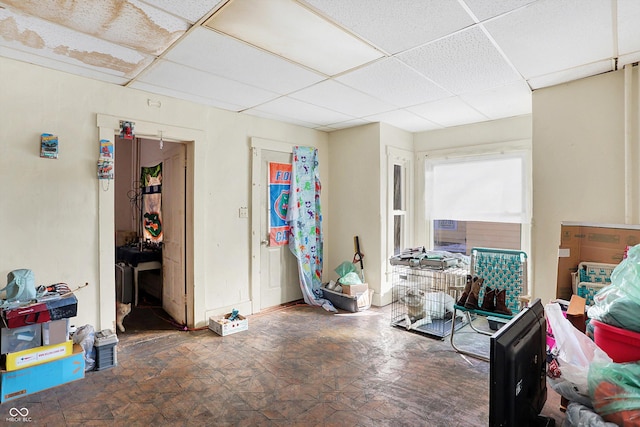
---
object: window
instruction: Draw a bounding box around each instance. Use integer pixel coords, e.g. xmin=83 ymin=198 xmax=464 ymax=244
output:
xmin=425 ymin=150 xmax=531 ymax=255
xmin=387 ymin=147 xmax=413 ymax=258
xmin=393 ymin=164 xmax=405 ymax=254
xmin=433 ymin=220 xmax=522 ymax=254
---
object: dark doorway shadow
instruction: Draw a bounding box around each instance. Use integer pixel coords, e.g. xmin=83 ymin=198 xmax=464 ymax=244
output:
xmin=120 ymin=290 xmax=182 ymax=333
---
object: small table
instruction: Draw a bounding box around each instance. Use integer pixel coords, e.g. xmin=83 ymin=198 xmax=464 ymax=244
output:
xmin=116 ymin=246 xmax=162 ymax=305
xmin=132 ymin=261 xmax=162 ymax=305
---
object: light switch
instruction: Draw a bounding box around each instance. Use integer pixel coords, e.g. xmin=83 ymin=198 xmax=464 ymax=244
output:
xmin=239 ymin=207 xmax=248 ymax=218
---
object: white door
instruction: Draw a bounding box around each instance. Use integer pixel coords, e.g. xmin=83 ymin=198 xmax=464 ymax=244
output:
xmin=160 ymin=143 xmax=187 ymax=324
xmin=259 ymin=150 xmax=301 ymax=309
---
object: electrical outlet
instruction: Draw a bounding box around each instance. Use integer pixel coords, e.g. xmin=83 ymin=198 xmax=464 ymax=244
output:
xmin=239 ymin=207 xmax=248 ymax=218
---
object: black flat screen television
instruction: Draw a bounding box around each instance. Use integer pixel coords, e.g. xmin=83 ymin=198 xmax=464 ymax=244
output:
xmin=489 ymin=298 xmax=554 ymax=427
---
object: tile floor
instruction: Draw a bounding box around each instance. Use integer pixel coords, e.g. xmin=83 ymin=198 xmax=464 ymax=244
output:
xmin=0 ymin=302 xmax=565 ymax=426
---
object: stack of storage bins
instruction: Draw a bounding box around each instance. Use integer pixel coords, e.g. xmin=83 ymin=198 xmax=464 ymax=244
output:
xmin=0 ymin=293 xmax=84 ymax=403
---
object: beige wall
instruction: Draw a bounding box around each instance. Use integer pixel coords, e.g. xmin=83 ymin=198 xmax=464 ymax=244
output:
xmin=0 ymin=57 xmax=328 ymax=330
xmin=2 ymin=55 xmax=637 ymax=329
xmin=325 ymin=122 xmax=413 ymax=306
xmin=532 ymin=68 xmax=634 ymax=304
xmin=326 ymin=124 xmax=382 ymax=301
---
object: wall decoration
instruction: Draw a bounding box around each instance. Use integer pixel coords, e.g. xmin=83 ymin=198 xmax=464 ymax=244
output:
xmin=97 ymin=139 xmax=114 ymax=181
xmin=97 ymin=159 xmax=113 ymax=180
xmin=119 ymin=120 xmax=135 ymax=140
xmin=40 ymin=133 xmax=59 ymax=159
xmin=141 ymin=163 xmax=163 ymax=242
xmin=269 ymin=162 xmax=291 ymax=246
xmin=100 ymin=139 xmax=113 ymax=159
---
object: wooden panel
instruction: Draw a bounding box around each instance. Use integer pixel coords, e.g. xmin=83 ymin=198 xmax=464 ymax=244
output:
xmin=466 ymin=222 xmax=521 ymax=253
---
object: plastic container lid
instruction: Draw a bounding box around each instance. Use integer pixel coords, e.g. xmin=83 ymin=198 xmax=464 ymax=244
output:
xmin=94 ymin=329 xmax=119 ymax=347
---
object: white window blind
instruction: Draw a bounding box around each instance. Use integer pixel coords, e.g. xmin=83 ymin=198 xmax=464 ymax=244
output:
xmin=425 ymin=153 xmax=528 ymax=224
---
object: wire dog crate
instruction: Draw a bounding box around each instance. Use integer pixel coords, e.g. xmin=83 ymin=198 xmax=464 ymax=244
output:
xmin=391 ymin=265 xmax=469 ymax=338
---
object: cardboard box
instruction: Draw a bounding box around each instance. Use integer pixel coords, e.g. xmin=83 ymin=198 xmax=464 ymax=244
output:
xmin=355 ymin=289 xmax=372 ymax=309
xmin=566 ymin=295 xmax=587 ymax=333
xmin=4 ymin=340 xmax=73 ymax=371
xmin=341 ymin=283 xmax=368 ymax=296
xmin=0 ymin=344 xmax=84 ymax=403
xmin=556 ymin=223 xmax=640 ymax=299
xmin=209 ymin=313 xmax=248 ymax=336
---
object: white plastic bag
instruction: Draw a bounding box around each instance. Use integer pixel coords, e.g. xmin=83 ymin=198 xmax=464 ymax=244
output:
xmin=546 ymin=303 xmax=612 ymax=396
xmin=73 ymin=325 xmax=96 ymax=371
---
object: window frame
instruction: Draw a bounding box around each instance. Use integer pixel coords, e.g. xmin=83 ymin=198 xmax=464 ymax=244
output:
xmin=417 ymin=140 xmax=532 ymax=257
xmin=386 ymin=147 xmax=414 ymax=259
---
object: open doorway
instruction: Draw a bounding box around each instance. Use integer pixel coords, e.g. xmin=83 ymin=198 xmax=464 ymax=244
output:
xmin=114 ymin=136 xmax=188 ymax=332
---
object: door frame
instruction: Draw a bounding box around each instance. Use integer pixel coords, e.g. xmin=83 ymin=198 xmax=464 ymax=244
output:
xmin=250 ymin=137 xmax=296 ymax=314
xmin=97 ymin=113 xmax=202 ymax=330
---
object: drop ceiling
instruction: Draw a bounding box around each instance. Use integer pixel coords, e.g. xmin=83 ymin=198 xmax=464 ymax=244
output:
xmin=1 ymin=0 xmax=638 ymax=133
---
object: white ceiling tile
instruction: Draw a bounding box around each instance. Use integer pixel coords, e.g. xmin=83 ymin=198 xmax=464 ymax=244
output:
xmin=397 ymin=26 xmax=521 ymax=95
xmin=484 ymin=0 xmax=613 ymax=79
xmin=460 ymin=80 xmax=531 ymax=120
xmin=204 ymin=0 xmax=383 ymax=76
xmin=302 ymin=0 xmax=474 ymax=54
xmin=0 ymin=45 xmax=130 ymax=85
xmin=617 ymin=0 xmax=640 ymax=56
xmin=243 ymin=109 xmax=320 ymax=128
xmin=365 ymin=109 xmax=442 ymax=133
xmin=290 ymin=80 xmax=396 ymax=117
xmin=0 ymin=9 xmax=153 ymax=78
xmin=461 ymin=0 xmax=538 ymax=22
xmin=249 ymin=96 xmax=355 ymax=126
xmin=130 ymin=81 xmax=245 ymax=111
xmin=0 ymin=0 xmax=188 ymax=55
xmin=527 ymin=60 xmax=612 ymax=90
xmin=324 ymin=118 xmax=370 ymax=130
xmin=165 ymin=27 xmax=325 ymax=95
xmin=0 ymin=0 xmax=630 ymax=133
xmin=141 ymin=0 xmax=224 ymax=23
xmin=137 ymin=60 xmax=279 ymax=109
xmin=336 ymin=58 xmax=452 ymax=107
xmin=408 ymin=97 xmax=490 ymax=127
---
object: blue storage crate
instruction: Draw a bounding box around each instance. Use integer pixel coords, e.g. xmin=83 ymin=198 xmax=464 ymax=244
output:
xmin=573 ymin=262 xmax=617 ymax=305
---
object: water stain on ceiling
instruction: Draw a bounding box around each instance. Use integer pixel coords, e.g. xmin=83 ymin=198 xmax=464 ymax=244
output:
xmin=0 ymin=15 xmax=44 ymax=49
xmin=0 ymin=0 xmax=188 ymax=76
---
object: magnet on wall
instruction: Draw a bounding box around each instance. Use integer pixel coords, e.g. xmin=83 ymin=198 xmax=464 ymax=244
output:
xmin=98 ymin=139 xmax=114 ymax=181
xmin=100 ymin=139 xmax=113 ymax=159
xmin=98 ymin=159 xmax=114 ymax=180
xmin=119 ymin=120 xmax=135 ymax=140
xmin=40 ymin=133 xmax=59 ymax=159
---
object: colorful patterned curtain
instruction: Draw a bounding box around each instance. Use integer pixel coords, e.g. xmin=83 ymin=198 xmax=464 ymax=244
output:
xmin=286 ymin=146 xmax=335 ymax=311
xmin=140 ymin=163 xmax=163 ymax=242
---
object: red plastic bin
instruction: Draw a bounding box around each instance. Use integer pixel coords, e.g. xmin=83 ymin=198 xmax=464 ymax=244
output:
xmin=592 ymin=319 xmax=640 ymax=363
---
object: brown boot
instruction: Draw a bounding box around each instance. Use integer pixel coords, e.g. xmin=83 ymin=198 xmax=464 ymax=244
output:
xmin=480 ymin=286 xmax=496 ymax=312
xmin=464 ymin=277 xmax=483 ymax=310
xmin=494 ymin=289 xmax=512 ymax=315
xmin=456 ymin=275 xmax=473 ymax=306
